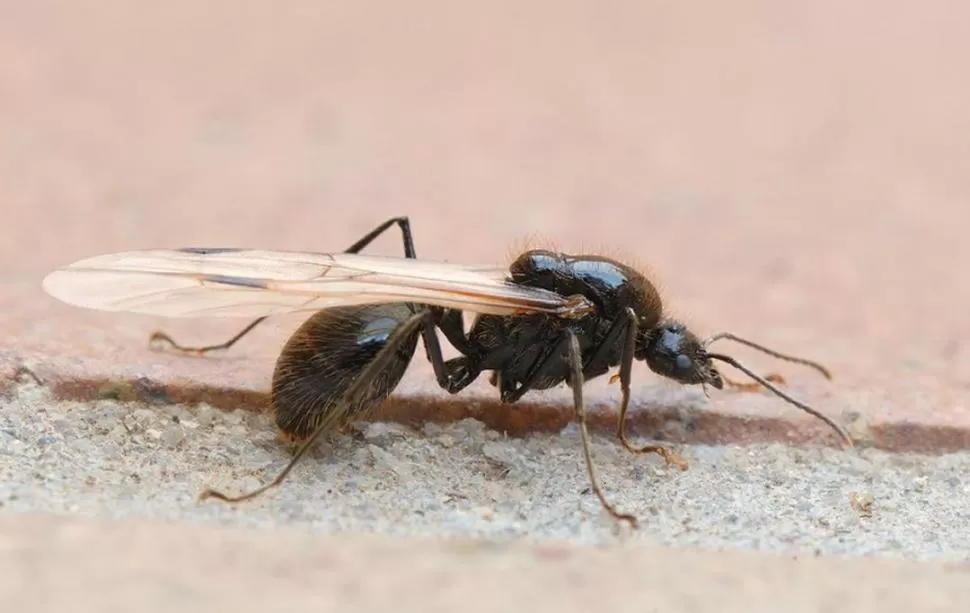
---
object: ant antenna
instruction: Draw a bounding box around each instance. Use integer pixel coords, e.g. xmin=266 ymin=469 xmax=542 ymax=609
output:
xmin=703 ymin=332 xmax=832 ymax=380
xmin=706 ymin=352 xmax=853 ymax=448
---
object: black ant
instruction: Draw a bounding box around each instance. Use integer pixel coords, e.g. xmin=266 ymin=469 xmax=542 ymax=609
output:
xmin=42 ymin=216 xmax=852 ymax=527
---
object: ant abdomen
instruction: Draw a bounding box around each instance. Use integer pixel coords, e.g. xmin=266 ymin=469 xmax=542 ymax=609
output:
xmin=271 ymin=303 xmax=421 ymax=440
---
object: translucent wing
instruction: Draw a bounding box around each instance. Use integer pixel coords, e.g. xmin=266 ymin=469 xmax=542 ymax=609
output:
xmin=42 ymin=248 xmax=592 ymax=318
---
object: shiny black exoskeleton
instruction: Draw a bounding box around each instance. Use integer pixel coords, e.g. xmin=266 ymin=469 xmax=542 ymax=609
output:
xmin=433 ymin=250 xmax=724 ymax=402
xmin=156 ymin=218 xmax=721 ymax=443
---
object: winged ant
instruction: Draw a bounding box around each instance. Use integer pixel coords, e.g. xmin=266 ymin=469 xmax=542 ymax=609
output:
xmin=42 ymin=216 xmax=852 ymax=527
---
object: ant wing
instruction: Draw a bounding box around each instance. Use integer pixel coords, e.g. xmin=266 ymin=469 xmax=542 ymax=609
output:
xmin=42 ymin=248 xmax=592 ymax=318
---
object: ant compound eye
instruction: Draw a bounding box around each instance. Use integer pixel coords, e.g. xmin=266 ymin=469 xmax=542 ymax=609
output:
xmin=675 ymin=354 xmax=692 ymax=370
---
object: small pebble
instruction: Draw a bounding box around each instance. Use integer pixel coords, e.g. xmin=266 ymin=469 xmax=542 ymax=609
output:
xmin=98 ymin=380 xmax=138 ymax=402
xmin=362 ymin=422 xmax=412 ymax=445
xmin=123 ymin=409 xmax=157 ymax=433
xmin=482 ymin=441 xmax=520 ymax=470
xmin=422 ymin=423 xmax=444 ymax=437
xmin=161 ymin=425 xmax=185 ymax=448
xmin=436 ymin=434 xmax=456 ymax=448
xmin=195 ymin=405 xmax=218 ymax=427
xmin=221 ymin=410 xmax=245 ymax=426
xmin=455 ymin=418 xmax=486 ymax=438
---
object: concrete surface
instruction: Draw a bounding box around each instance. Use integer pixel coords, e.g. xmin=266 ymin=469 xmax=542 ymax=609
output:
xmin=3 ymin=513 xmax=968 ymax=613
xmin=4 ymin=379 xmax=970 ymax=560
xmin=3 ymin=0 xmax=970 ymax=610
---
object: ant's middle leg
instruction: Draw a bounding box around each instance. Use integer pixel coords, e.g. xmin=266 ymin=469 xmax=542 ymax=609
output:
xmin=149 ymin=216 xmax=418 ymax=355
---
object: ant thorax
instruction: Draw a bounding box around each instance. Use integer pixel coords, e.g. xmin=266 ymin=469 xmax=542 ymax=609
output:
xmin=509 ymin=249 xmax=663 ymax=324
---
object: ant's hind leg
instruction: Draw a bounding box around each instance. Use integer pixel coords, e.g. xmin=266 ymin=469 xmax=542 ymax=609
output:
xmin=150 ymin=216 xmax=417 ymax=356
xmin=149 ymin=317 xmax=267 ymax=356
xmin=198 ymin=310 xmax=431 ymax=504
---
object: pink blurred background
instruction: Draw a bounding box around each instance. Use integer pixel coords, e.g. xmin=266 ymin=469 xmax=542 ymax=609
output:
xmin=3 ymin=1 xmax=968 ymax=436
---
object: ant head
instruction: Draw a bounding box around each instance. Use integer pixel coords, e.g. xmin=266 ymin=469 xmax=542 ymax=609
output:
xmin=637 ymin=319 xmax=723 ymax=389
xmin=636 ymin=325 xmax=852 ymax=449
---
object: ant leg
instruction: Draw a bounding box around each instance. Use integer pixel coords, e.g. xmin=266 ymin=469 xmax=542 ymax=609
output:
xmin=399 ymin=299 xmax=482 ymax=395
xmin=199 ymin=310 xmax=431 ymax=504
xmin=431 ymin=308 xmax=475 ymax=355
xmin=565 ymin=330 xmax=638 ymax=527
xmin=348 ymin=219 xmax=482 ymax=399
xmin=357 ymin=219 xmax=479 ymax=392
xmin=496 ymin=321 xmax=606 ymax=404
xmin=495 ymin=330 xmax=637 ymax=526
xmin=150 ymin=216 xmax=417 ymax=355
xmin=612 ymin=309 xmax=688 ymax=470
xmin=723 ymin=372 xmax=787 ymax=392
xmin=149 ymin=317 xmax=268 ymax=355
xmin=343 ymin=216 xmax=417 ymax=258
xmin=583 ymin=308 xmax=636 ymax=380
xmin=416 ymin=308 xmax=479 ymax=394
xmin=497 ymin=346 xmax=561 ymax=404
xmin=496 ymin=310 xmax=628 ymax=402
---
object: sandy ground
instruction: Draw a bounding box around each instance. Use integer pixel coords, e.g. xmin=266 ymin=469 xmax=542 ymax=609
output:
xmin=2 ymin=379 xmax=966 ymax=562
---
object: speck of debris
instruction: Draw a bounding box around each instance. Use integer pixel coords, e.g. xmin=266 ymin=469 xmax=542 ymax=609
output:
xmin=98 ymin=380 xmax=139 ymax=402
xmin=850 ymin=492 xmax=874 ymax=518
